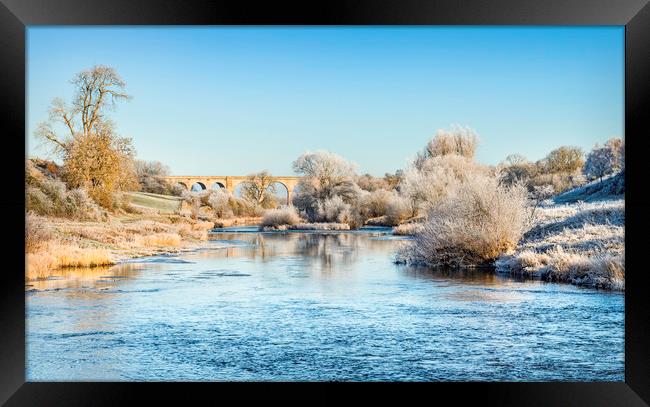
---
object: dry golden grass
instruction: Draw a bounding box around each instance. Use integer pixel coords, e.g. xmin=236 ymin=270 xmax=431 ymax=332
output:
xmin=25 ymin=211 xmax=215 ymax=281
xmin=136 ymin=233 xmax=182 ymax=247
xmin=26 ymin=241 xmax=114 ymax=280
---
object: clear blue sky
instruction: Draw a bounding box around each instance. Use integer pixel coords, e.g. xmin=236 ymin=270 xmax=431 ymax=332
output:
xmin=27 ymin=26 xmax=623 ymax=176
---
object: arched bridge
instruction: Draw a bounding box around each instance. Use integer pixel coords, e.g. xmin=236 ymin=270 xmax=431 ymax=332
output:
xmin=162 ymin=175 xmax=302 ymax=204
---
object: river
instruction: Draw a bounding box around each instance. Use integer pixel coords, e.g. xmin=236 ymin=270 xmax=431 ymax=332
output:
xmin=26 ymin=227 xmax=624 ymax=381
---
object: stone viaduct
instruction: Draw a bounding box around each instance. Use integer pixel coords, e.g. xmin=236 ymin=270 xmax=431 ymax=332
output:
xmin=162 ymin=175 xmax=302 ymax=204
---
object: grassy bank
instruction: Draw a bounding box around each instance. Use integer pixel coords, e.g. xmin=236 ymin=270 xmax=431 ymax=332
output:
xmin=125 ymin=191 xmax=183 ymax=213
xmin=496 ymin=198 xmax=624 ymax=290
xmin=26 ymin=212 xmax=214 ymax=281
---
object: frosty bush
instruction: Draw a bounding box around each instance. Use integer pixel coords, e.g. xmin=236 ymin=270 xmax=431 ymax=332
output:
xmin=399 ymin=154 xmax=488 ymax=217
xmin=25 ymin=212 xmax=53 ymax=253
xmin=397 ymin=174 xmax=529 ymax=268
xmin=207 ymin=189 xmax=233 ymax=218
xmin=384 ymin=194 xmax=414 ymax=226
xmin=26 ymin=162 xmax=105 ymax=221
xmin=260 ymin=206 xmax=301 ymax=228
xmin=316 ymin=195 xmax=363 ymax=227
xmin=358 ymin=189 xmax=396 ymax=219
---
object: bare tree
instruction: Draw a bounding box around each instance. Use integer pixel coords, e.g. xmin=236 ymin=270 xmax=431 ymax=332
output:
xmin=36 ymin=65 xmax=131 ymax=155
xmin=543 ymin=146 xmax=584 ymax=174
xmin=241 ymin=171 xmax=277 ymax=207
xmin=35 ymin=65 xmax=137 ymax=208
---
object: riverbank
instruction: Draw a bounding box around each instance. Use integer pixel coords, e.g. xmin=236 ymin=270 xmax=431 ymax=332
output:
xmin=26 ymin=212 xmax=215 ymax=281
xmin=496 ymin=197 xmax=624 ymax=290
xmin=391 ymin=172 xmax=625 ymax=290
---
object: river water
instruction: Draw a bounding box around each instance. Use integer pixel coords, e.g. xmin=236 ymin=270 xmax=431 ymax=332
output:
xmin=26 ymin=227 xmax=624 ymax=381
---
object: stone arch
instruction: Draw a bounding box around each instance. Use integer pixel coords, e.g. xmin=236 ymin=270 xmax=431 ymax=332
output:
xmin=176 ymin=182 xmax=188 ymax=190
xmin=268 ymin=181 xmax=290 ymax=205
xmin=191 ymin=182 xmax=207 ymax=191
xmin=211 ymin=181 xmax=226 ymax=190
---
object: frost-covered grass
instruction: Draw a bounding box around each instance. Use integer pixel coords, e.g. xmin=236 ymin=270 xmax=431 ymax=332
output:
xmin=261 ymin=222 xmax=350 ymax=231
xmin=125 ymin=191 xmax=182 ymax=213
xmin=392 ymin=222 xmax=424 ymax=236
xmin=260 ymin=206 xmax=301 ymax=229
xmin=496 ymin=198 xmax=624 ymax=290
xmin=553 ymin=170 xmax=624 ymax=204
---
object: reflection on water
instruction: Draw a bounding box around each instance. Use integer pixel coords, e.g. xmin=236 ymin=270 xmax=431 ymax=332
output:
xmin=27 ymin=228 xmax=624 ymax=381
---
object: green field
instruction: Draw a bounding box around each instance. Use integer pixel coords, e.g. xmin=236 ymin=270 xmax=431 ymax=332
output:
xmin=126 ymin=192 xmax=183 ymax=213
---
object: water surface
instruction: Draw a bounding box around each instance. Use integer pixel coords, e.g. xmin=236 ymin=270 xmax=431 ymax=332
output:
xmin=26 ymin=227 xmax=624 ymax=381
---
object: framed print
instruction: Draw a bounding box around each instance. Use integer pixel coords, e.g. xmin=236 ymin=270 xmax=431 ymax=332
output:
xmin=1 ymin=0 xmax=649 ymax=405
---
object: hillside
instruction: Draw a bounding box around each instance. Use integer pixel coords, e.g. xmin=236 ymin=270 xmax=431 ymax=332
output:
xmin=553 ymin=170 xmax=624 ymax=204
xmin=126 ymin=191 xmax=183 ymax=213
xmin=496 ymin=172 xmax=625 ymax=290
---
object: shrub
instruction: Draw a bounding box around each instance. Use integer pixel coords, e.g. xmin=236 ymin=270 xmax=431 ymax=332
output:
xmin=207 ymin=189 xmax=234 ymax=218
xmin=397 ymin=174 xmax=529 ymax=267
xmin=26 ymin=163 xmax=105 ymax=221
xmin=317 ymin=196 xmax=364 ymax=228
xmin=260 ymin=206 xmax=301 ymax=228
xmin=384 ymin=194 xmax=414 ymax=226
xmin=361 ymin=189 xmax=396 ymax=218
xmin=25 ymin=213 xmax=52 ymax=253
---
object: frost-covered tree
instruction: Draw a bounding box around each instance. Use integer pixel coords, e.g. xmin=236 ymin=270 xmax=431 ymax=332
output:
xmin=413 ymin=125 xmax=479 ymax=170
xmin=135 ymin=160 xmax=172 ymax=194
xmin=583 ymin=137 xmax=625 ymax=182
xmin=291 ymin=151 xmax=360 ymax=223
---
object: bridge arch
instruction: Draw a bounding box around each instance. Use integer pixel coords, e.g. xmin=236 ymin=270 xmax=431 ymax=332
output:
xmin=211 ymin=181 xmax=226 ymax=190
xmin=268 ymin=181 xmax=290 ymax=205
xmin=176 ymin=182 xmax=188 ymax=190
xmin=191 ymin=182 xmax=207 ymax=191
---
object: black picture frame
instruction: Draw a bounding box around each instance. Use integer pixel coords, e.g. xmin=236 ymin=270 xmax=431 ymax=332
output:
xmin=2 ymin=0 xmax=649 ymax=405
